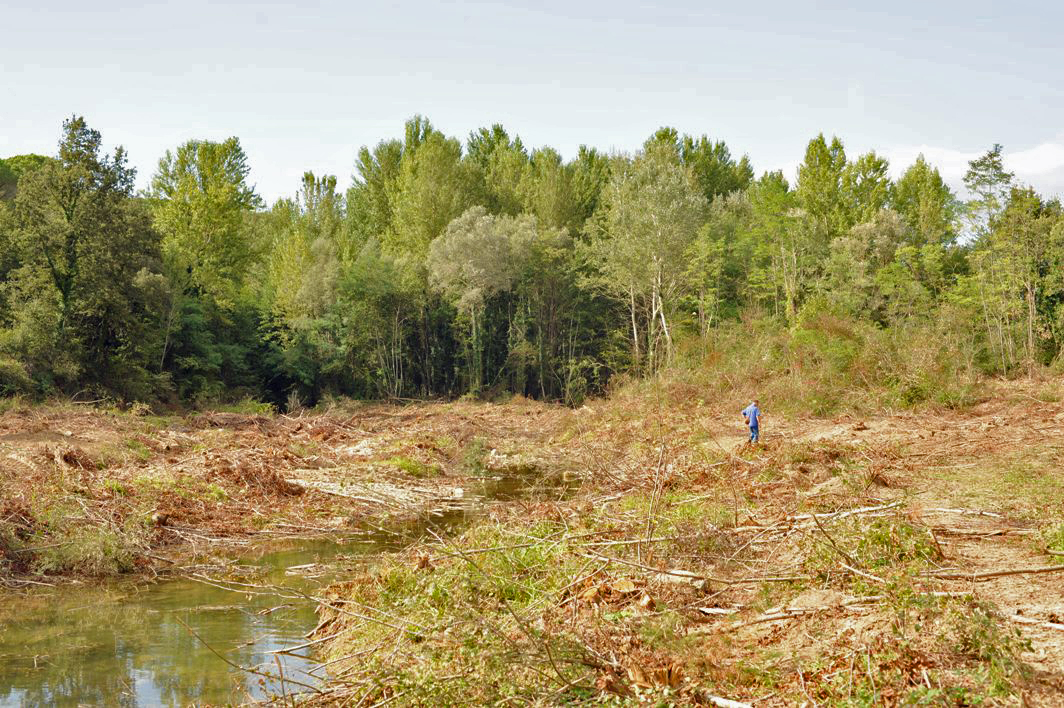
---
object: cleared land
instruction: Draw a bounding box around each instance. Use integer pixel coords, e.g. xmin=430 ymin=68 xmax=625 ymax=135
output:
xmin=2 ymin=379 xmax=1063 ymax=705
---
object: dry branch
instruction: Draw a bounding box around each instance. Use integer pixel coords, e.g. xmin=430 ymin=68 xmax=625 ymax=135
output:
xmin=923 ymin=507 xmax=1004 ymax=518
xmin=579 ymin=550 xmax=808 ymax=586
xmin=702 ymin=694 xmax=754 ymax=708
xmin=923 ymin=564 xmax=1064 ymax=581
xmin=791 ymin=501 xmax=903 ymax=525
xmin=689 ymin=596 xmax=885 ymax=635
xmin=1008 ymin=614 xmax=1064 ymax=632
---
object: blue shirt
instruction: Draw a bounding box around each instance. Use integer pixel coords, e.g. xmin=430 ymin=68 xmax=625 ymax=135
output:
xmin=742 ymin=403 xmax=760 ymax=428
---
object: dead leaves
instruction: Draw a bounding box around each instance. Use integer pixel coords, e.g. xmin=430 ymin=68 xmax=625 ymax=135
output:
xmin=577 ymin=576 xmax=651 ymax=606
xmin=627 ymin=661 xmax=685 ymax=690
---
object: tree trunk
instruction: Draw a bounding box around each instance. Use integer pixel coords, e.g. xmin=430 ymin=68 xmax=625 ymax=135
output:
xmin=629 ymin=286 xmax=641 ymax=368
xmin=1026 ymin=280 xmax=1037 ymax=371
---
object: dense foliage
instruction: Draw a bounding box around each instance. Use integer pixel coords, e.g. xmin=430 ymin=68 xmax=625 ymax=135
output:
xmin=1 ymin=117 xmax=1062 ymax=406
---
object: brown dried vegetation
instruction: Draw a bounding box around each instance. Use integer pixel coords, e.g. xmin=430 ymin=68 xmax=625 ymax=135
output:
xmin=309 ymin=378 xmax=1064 ymax=706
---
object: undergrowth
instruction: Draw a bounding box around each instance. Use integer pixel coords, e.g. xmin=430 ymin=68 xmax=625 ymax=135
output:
xmin=654 ymin=311 xmax=984 ymax=416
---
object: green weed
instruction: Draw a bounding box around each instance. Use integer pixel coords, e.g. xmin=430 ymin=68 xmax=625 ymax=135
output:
xmin=385 ymin=456 xmax=441 ymax=478
xmin=213 ymin=397 xmax=276 ymax=415
xmin=805 ymin=517 xmax=937 ymax=589
xmin=33 ymin=514 xmax=147 ymax=575
xmin=102 ymin=479 xmax=128 ymax=497
xmin=461 ymin=437 xmax=489 ymax=474
xmin=1042 ymin=522 xmax=1064 ymax=552
xmin=125 ymin=439 xmax=153 ymax=462
xmin=205 ymin=483 xmax=228 ymax=502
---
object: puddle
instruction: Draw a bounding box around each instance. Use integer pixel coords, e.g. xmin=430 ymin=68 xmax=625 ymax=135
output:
xmin=0 ymin=470 xmax=577 ymax=706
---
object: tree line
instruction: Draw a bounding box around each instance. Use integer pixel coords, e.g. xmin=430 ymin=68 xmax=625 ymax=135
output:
xmin=0 ymin=116 xmax=1061 ymax=407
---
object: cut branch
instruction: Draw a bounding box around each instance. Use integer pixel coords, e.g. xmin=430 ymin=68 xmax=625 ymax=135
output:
xmin=923 ymin=564 xmax=1064 ymax=581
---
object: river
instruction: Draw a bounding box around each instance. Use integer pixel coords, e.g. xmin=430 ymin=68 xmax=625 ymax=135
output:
xmin=0 ymin=470 xmax=574 ymax=706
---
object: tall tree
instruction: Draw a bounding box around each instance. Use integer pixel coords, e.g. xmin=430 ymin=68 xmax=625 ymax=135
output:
xmin=587 ymin=144 xmax=707 ymax=370
xmin=993 ymin=187 xmax=1062 ymax=366
xmin=796 ymin=133 xmax=848 ymax=235
xmin=387 ymin=126 xmax=474 ymax=259
xmin=347 ymin=138 xmax=404 ymax=246
xmin=429 ymin=206 xmax=535 ymax=391
xmin=963 ymin=144 xmax=1014 ymax=242
xmin=961 ymin=145 xmax=1017 ymax=371
xmin=892 ymin=155 xmax=958 ymax=247
xmin=8 ymin=116 xmax=160 ymax=395
xmin=150 ymin=137 xmax=262 ymax=304
xmin=467 ymin=125 xmax=528 ymax=215
xmin=842 ymin=151 xmax=891 ymax=225
xmin=149 ymin=137 xmax=263 ymax=394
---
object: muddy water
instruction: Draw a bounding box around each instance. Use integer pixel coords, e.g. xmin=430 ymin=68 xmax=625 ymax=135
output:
xmin=0 ymin=471 xmax=575 ymax=707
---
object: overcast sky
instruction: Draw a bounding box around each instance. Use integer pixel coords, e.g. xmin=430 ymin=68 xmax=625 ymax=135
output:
xmin=4 ymin=0 xmax=1063 ymax=202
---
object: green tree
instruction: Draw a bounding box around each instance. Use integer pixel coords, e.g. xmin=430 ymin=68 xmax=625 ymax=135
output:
xmin=387 ymin=123 xmax=475 ymax=259
xmin=993 ymin=188 xmax=1062 ymax=366
xmin=7 ymin=116 xmax=161 ymax=395
xmin=587 ymin=144 xmax=707 ymax=371
xmin=892 ymin=155 xmax=959 ymax=247
xmin=467 ymin=124 xmax=529 ymax=215
xmin=150 ymin=137 xmax=262 ymax=374
xmin=796 ymin=133 xmax=849 ymax=235
xmin=0 ymin=154 xmax=52 ymax=200
xmin=686 ymin=192 xmax=751 ymax=339
xmin=963 ymin=144 xmax=1014 ymax=242
xmin=643 ymin=127 xmax=753 ymax=202
xmin=843 ymin=151 xmax=891 ymax=225
xmin=428 ymin=206 xmax=535 ymax=391
xmin=347 ymin=138 xmax=404 ymax=246
xmin=961 ymin=145 xmax=1017 ymax=371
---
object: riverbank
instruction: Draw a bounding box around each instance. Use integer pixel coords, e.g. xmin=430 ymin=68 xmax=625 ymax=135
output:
xmin=0 ymin=397 xmax=576 ymax=584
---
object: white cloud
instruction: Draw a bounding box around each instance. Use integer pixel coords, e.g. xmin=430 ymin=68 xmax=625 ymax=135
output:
xmin=884 ymin=141 xmax=1064 ymax=198
xmin=1009 ymin=142 xmax=1064 ymax=176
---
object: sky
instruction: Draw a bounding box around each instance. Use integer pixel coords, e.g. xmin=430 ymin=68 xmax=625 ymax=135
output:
xmin=4 ymin=0 xmax=1063 ymax=203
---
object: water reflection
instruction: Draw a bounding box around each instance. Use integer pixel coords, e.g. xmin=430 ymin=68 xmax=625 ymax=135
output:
xmin=0 ymin=540 xmax=349 ymax=707
xmin=0 ymin=471 xmax=577 ymax=706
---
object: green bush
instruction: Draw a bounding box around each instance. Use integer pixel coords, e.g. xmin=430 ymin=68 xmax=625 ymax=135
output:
xmin=0 ymin=356 xmax=33 ymax=396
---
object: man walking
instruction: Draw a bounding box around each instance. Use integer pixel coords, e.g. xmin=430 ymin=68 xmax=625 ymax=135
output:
xmin=742 ymin=399 xmax=762 ymax=444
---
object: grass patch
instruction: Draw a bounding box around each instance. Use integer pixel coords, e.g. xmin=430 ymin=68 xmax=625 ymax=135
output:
xmin=125 ymin=438 xmax=153 ymax=462
xmin=317 ymin=521 xmax=591 ymax=704
xmin=804 ymin=516 xmax=938 ymax=591
xmin=212 ymin=397 xmax=275 ymax=415
xmin=29 ymin=507 xmax=149 ymax=576
xmin=102 ymin=479 xmax=129 ymax=497
xmin=1043 ymin=521 xmax=1064 ymax=553
xmin=385 ymin=456 xmax=441 ymax=478
xmin=460 ymin=437 xmax=489 ymax=475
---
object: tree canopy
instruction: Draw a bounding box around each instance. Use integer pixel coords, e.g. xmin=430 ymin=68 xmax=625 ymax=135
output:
xmin=2 ymin=117 xmax=1062 ymax=405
